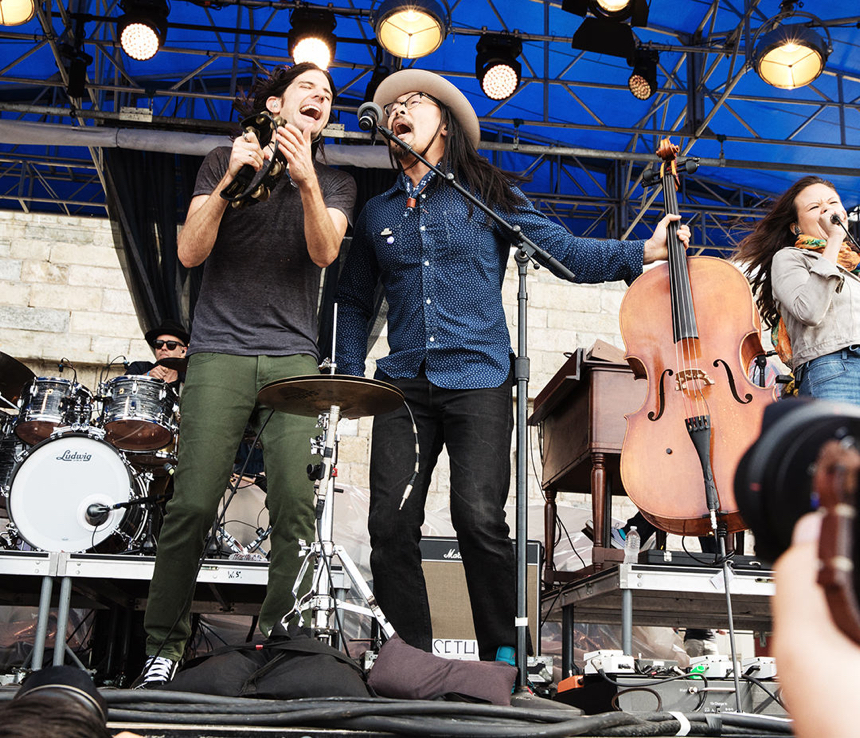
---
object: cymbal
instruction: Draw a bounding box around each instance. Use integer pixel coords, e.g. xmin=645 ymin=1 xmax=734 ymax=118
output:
xmin=0 ymin=351 xmax=35 ymax=403
xmin=257 ymin=374 xmax=404 ymax=419
xmin=155 ymin=356 xmax=189 ymax=372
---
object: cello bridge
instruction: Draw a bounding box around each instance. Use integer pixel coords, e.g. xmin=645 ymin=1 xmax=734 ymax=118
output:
xmin=674 ymin=369 xmax=714 ymax=392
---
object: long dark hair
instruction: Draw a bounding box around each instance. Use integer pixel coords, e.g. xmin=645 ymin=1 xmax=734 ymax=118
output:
xmin=736 ymin=175 xmax=836 ymax=327
xmin=394 ymin=97 xmax=528 ymax=215
xmin=233 ymin=62 xmax=336 ymax=156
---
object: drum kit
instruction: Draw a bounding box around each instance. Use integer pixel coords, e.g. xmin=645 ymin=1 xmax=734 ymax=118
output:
xmin=1 ymin=347 xmax=407 ymax=644
xmin=0 ymin=352 xmax=181 ymax=554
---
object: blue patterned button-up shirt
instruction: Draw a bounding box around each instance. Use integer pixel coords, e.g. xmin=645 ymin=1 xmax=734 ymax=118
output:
xmin=335 ymin=170 xmax=646 ymax=389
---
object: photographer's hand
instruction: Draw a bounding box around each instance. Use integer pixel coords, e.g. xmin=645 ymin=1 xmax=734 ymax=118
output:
xmin=773 ymin=512 xmax=860 ymax=738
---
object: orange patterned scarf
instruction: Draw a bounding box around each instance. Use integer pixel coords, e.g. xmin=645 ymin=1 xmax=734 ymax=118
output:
xmin=772 ymin=234 xmax=860 ymax=368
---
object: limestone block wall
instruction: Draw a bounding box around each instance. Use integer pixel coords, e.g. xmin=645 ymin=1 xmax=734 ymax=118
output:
xmin=0 ymin=210 xmax=150 ymax=392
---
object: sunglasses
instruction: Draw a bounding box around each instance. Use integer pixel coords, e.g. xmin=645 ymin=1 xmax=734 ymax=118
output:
xmin=153 ymin=340 xmax=185 ymax=350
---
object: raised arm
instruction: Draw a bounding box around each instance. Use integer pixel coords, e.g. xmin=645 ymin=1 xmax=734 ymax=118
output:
xmin=276 ymin=123 xmax=348 ymax=267
xmin=178 ymin=135 xmax=267 ymax=268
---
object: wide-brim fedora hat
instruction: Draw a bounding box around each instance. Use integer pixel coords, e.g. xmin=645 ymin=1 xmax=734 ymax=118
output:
xmin=372 ymin=69 xmax=481 ymax=150
xmin=145 ymin=318 xmax=190 ymax=347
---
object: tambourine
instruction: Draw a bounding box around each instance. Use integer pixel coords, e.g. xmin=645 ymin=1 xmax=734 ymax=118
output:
xmin=220 ymin=111 xmax=292 ymax=208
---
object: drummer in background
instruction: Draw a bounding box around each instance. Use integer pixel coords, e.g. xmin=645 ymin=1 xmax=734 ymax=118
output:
xmin=125 ymin=319 xmax=190 ymax=392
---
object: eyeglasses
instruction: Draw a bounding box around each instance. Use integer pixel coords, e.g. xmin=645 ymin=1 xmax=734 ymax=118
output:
xmin=383 ymin=92 xmax=436 ymax=118
xmin=153 ymin=340 xmax=185 ymax=350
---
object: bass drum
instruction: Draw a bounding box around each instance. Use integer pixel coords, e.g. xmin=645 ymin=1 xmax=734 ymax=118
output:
xmin=6 ymin=432 xmax=147 ymax=553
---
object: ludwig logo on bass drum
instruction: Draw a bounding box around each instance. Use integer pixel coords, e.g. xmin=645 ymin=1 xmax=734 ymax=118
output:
xmin=56 ymin=450 xmax=92 ymax=462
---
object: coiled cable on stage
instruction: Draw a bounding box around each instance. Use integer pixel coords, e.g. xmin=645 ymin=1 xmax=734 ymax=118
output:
xmin=87 ymin=692 xmax=795 ymax=737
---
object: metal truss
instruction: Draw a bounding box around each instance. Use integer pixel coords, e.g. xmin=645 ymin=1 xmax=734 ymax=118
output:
xmin=0 ymin=0 xmax=857 ymax=251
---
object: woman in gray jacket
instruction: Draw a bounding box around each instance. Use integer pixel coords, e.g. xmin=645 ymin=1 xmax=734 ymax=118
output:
xmin=738 ymin=175 xmax=860 ymax=405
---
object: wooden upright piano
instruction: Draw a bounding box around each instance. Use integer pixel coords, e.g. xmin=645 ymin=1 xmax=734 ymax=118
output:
xmin=529 ymin=345 xmax=646 ymax=585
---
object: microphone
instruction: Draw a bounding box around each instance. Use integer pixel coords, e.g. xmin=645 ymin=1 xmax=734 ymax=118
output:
xmin=831 ymin=212 xmax=842 ymax=225
xmin=357 ymin=101 xmax=384 ymax=132
xmin=85 ymin=503 xmax=111 ymax=526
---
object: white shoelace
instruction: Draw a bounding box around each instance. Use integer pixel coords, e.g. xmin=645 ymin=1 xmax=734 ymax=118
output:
xmin=141 ymin=656 xmax=175 ymax=684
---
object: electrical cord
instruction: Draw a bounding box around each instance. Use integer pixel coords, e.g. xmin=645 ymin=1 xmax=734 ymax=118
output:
xmin=95 ymin=692 xmax=794 ymax=736
xmin=742 ymin=672 xmax=785 ymax=710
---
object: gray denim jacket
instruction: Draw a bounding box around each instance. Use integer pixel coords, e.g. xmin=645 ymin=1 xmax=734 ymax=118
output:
xmin=771 ymin=247 xmax=860 ymax=370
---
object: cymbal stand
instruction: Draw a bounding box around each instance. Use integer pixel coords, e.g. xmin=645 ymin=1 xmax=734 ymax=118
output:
xmin=283 ymin=404 xmax=394 ymax=648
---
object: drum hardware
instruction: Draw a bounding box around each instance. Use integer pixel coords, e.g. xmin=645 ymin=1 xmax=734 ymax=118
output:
xmin=0 ymin=350 xmax=35 ymax=404
xmin=211 ymin=473 xmax=271 ymax=560
xmin=259 ymin=373 xmax=404 ymax=648
xmin=85 ymin=491 xmax=168 ymax=555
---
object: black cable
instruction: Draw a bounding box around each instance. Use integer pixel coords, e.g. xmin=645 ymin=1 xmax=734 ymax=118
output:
xmin=609 ymin=685 xmax=663 ymax=712
xmin=556 ymin=511 xmax=587 ymax=570
xmin=680 ymin=534 xmax=733 ymax=567
xmin=742 ymin=672 xmax=785 ymax=710
xmin=598 ymin=668 xmax=709 ymax=692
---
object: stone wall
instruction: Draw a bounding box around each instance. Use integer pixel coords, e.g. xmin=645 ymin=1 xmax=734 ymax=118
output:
xmin=0 ymin=211 xmax=634 ymax=519
xmin=0 ymin=210 xmax=149 ymax=392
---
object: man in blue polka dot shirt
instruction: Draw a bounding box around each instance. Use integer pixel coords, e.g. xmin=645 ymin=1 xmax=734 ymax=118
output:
xmin=336 ymin=69 xmax=690 ymax=666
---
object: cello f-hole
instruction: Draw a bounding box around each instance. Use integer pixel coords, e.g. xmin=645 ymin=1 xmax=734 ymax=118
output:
xmin=713 ymin=358 xmax=753 ymax=405
xmin=648 ymin=369 xmax=674 ymax=421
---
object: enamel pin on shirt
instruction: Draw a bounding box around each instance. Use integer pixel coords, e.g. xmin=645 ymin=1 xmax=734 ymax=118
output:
xmin=381 ymin=227 xmax=394 ymax=244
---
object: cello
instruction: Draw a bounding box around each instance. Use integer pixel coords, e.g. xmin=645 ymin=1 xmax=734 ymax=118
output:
xmin=619 ymin=139 xmax=777 ymax=538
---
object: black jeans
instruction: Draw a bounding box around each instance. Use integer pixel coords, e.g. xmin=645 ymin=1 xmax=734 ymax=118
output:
xmin=368 ymin=369 xmax=516 ymax=661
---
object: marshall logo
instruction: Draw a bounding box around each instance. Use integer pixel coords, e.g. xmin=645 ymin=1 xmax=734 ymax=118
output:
xmin=56 ymin=450 xmax=92 ymax=462
xmin=442 ymin=548 xmax=462 ymax=560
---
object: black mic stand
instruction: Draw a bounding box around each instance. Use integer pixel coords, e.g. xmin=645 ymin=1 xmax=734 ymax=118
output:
xmin=373 ymin=121 xmax=577 ymax=688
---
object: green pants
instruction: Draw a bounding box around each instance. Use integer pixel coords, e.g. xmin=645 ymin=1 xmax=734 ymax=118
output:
xmin=144 ymin=352 xmax=319 ymax=660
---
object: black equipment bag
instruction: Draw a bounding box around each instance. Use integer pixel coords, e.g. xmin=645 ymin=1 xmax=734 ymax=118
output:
xmin=168 ymin=622 xmax=372 ymax=699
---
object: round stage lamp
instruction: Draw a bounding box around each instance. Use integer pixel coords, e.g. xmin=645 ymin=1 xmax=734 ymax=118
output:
xmin=287 ymin=8 xmax=336 ymax=70
xmin=754 ymin=22 xmax=830 ymax=89
xmin=375 ymin=0 xmax=447 ymax=59
xmin=628 ymin=50 xmax=657 ymax=100
xmin=0 ymin=0 xmax=35 ymax=26
xmin=594 ymin=0 xmax=632 ymax=16
xmin=476 ymin=34 xmax=522 ymax=101
xmin=118 ymin=0 xmax=168 ymax=61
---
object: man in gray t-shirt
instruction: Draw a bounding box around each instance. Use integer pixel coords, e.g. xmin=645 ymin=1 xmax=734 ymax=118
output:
xmin=135 ymin=63 xmax=356 ymax=689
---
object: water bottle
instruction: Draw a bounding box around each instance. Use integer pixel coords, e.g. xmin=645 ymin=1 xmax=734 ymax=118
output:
xmin=623 ymin=526 xmax=641 ymax=564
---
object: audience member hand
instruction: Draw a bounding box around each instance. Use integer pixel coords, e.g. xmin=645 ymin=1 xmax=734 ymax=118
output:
xmin=773 ymin=512 xmax=860 ymax=738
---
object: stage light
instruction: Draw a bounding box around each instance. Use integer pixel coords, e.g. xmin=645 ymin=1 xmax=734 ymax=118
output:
xmin=0 ymin=0 xmax=35 ymax=26
xmin=753 ymin=21 xmax=830 ymax=89
xmin=571 ymin=17 xmax=635 ymax=60
xmin=628 ymin=48 xmax=658 ymax=99
xmin=562 ymin=0 xmax=648 ymax=26
xmin=117 ymin=0 xmax=168 ymax=61
xmin=374 ymin=0 xmax=447 ymax=59
xmin=475 ymin=34 xmax=522 ymax=101
xmin=287 ymin=8 xmax=337 ymax=70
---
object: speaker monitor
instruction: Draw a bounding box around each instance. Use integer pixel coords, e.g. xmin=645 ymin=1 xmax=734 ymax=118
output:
xmin=419 ymin=537 xmax=542 ymax=658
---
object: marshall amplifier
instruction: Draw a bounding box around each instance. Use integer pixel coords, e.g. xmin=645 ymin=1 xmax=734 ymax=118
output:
xmin=419 ymin=537 xmax=542 ymax=659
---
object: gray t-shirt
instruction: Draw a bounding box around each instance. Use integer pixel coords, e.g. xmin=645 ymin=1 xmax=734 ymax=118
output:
xmin=188 ymin=146 xmax=356 ymax=357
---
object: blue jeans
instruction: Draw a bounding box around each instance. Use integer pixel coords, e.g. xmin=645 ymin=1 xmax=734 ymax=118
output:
xmin=796 ymin=346 xmax=860 ymax=407
xmin=368 ymin=369 xmax=516 ymax=661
